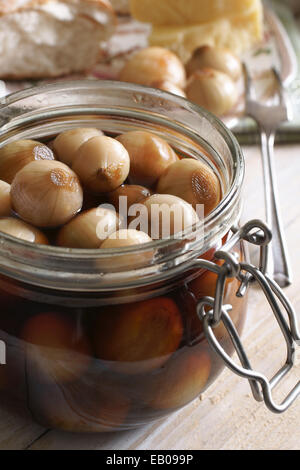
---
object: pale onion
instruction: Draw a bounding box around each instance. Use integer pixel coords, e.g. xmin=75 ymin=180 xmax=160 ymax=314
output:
xmin=11 ymin=160 xmax=83 ymax=228
xmin=57 ymin=207 xmax=122 ymax=249
xmin=72 ymin=136 xmax=130 ymax=193
xmin=100 ymin=229 xmax=153 ymax=269
xmin=100 ymin=229 xmax=152 ymax=249
xmin=0 ymin=139 xmax=54 ymax=183
xmin=186 ymin=45 xmax=242 ymax=81
xmin=142 ymin=194 xmax=199 ymax=239
xmin=0 ymin=180 xmax=11 ymax=216
xmin=116 ymin=131 xmax=178 ymax=187
xmin=53 ymin=127 xmax=103 ymax=166
xmin=150 ymin=80 xmax=186 ymax=97
xmin=186 ymin=68 xmax=238 ymax=117
xmin=107 ymin=184 xmax=151 ymax=210
xmin=0 ymin=217 xmax=48 ymax=244
xmin=119 ymin=47 xmax=186 ymax=89
xmin=156 ymin=158 xmax=221 ymax=216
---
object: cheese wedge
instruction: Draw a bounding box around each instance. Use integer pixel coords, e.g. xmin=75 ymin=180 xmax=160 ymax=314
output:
xmin=149 ymin=2 xmax=263 ymax=62
xmin=130 ymin=0 xmax=260 ymax=26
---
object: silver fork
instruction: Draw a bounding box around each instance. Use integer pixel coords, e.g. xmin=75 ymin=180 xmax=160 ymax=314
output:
xmin=243 ymin=63 xmax=293 ymax=288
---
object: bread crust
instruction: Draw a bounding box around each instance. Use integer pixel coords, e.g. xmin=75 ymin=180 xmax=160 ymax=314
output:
xmin=0 ymin=0 xmax=116 ymax=79
xmin=0 ymin=0 xmax=114 ymax=17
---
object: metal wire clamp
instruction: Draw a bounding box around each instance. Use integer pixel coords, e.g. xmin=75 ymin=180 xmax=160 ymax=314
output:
xmin=195 ymin=219 xmax=300 ymax=414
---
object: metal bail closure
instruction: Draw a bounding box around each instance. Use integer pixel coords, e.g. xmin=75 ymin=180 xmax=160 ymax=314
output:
xmin=196 ymin=220 xmax=300 ymax=414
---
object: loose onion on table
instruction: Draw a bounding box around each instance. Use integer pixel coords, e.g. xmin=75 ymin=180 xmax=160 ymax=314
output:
xmin=186 ymin=45 xmax=242 ymax=81
xmin=186 ymin=68 xmax=238 ymax=117
xmin=150 ymin=80 xmax=186 ymax=97
xmin=119 ymin=47 xmax=186 ymax=89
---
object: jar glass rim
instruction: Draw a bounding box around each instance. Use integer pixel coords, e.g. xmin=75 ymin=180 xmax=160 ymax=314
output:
xmin=0 ymin=81 xmax=244 ymax=290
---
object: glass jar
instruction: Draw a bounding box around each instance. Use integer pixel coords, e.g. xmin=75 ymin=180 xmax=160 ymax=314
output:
xmin=0 ymin=82 xmax=298 ymax=431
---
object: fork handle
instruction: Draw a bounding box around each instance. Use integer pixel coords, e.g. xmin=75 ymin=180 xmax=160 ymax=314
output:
xmin=259 ymin=130 xmax=292 ymax=287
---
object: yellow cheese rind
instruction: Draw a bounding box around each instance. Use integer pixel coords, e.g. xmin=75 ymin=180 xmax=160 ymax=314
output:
xmin=130 ymin=0 xmax=259 ymax=26
xmin=149 ymin=3 xmax=263 ymax=62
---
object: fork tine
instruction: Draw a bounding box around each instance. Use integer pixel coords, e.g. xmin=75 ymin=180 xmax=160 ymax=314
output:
xmin=272 ymin=67 xmax=293 ymax=121
xmin=272 ymin=67 xmax=285 ymax=105
xmin=242 ymin=62 xmax=256 ymax=102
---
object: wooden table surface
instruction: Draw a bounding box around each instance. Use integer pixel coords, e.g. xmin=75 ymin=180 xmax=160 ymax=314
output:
xmin=0 ymin=144 xmax=299 ymax=450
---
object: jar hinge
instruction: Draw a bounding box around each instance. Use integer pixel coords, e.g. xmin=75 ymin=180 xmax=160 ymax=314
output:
xmin=194 ymin=219 xmax=300 ymax=413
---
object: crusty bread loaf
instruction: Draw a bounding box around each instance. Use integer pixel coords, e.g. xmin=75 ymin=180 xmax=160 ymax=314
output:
xmin=0 ymin=0 xmax=115 ymax=79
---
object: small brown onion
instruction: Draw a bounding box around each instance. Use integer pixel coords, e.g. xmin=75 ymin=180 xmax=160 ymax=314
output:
xmin=186 ymin=68 xmax=238 ymax=117
xmin=186 ymin=46 xmax=242 ymax=81
xmin=91 ymin=297 xmax=182 ymax=375
xmin=119 ymin=47 xmax=186 ymax=89
xmin=142 ymin=194 xmax=199 ymax=239
xmin=0 ymin=180 xmax=11 ymax=216
xmin=100 ymin=229 xmax=153 ymax=269
xmin=107 ymin=184 xmax=152 ymax=210
xmin=150 ymin=350 xmax=211 ymax=409
xmin=116 ymin=131 xmax=178 ymax=187
xmin=11 ymin=160 xmax=83 ymax=228
xmin=150 ymin=80 xmax=186 ymax=97
xmin=0 ymin=140 xmax=54 ymax=183
xmin=57 ymin=207 xmax=122 ymax=249
xmin=72 ymin=136 xmax=130 ymax=194
xmin=100 ymin=229 xmax=152 ymax=249
xmin=0 ymin=217 xmax=48 ymax=244
xmin=156 ymin=158 xmax=221 ymax=216
xmin=53 ymin=128 xmax=103 ymax=166
xmin=21 ymin=312 xmax=91 ymax=384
